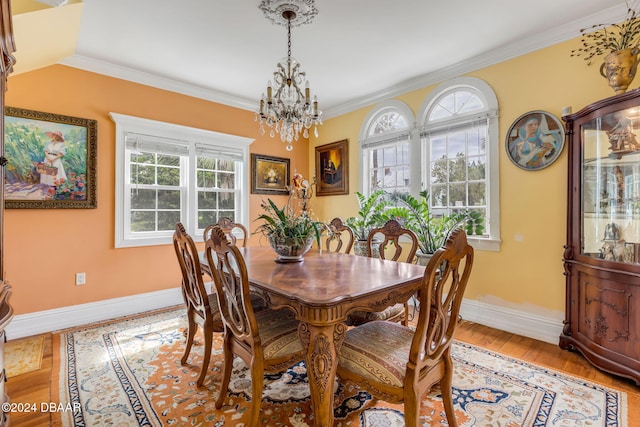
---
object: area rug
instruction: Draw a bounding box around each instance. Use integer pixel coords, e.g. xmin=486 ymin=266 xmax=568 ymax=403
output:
xmin=52 ymin=309 xmax=627 ymax=427
xmin=5 ymin=335 xmax=44 ymax=377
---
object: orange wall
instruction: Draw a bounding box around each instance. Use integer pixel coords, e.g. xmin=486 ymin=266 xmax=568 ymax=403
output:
xmin=5 ymin=65 xmax=308 ymax=315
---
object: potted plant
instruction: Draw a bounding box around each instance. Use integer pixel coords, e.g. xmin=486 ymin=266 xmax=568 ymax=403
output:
xmin=393 ymin=190 xmax=468 ymax=265
xmin=346 ymin=190 xmax=393 ymax=256
xmin=571 ymin=4 xmax=640 ymax=94
xmin=254 ymin=198 xmax=324 ymax=262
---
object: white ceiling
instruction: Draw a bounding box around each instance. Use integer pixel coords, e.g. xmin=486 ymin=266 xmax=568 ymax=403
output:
xmin=22 ymin=0 xmax=633 ymax=118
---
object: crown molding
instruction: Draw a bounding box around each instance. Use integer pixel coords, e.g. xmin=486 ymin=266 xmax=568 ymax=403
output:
xmin=59 ymin=54 xmax=258 ymax=112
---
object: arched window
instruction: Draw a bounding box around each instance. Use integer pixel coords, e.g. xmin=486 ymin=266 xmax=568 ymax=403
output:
xmin=359 ymin=100 xmax=414 ymax=195
xmin=418 ymin=77 xmax=500 ymax=250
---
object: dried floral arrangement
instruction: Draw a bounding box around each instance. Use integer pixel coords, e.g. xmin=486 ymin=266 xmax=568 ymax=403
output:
xmin=571 ymin=3 xmax=640 ymax=65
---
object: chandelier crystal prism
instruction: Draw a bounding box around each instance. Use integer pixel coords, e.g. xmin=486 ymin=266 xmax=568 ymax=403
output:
xmin=256 ymin=0 xmax=322 ymax=151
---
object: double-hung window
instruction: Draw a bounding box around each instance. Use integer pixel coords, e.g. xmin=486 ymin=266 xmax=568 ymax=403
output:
xmin=111 ymin=113 xmax=253 ymax=248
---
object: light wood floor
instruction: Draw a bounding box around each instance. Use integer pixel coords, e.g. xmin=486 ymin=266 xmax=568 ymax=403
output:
xmin=5 ymin=319 xmax=639 ymax=426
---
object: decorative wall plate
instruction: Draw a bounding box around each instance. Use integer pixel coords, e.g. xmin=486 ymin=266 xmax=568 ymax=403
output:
xmin=505 ymin=110 xmax=565 ymax=171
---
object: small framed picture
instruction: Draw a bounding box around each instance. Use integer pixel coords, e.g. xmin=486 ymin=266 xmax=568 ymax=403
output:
xmin=315 ymin=139 xmax=349 ymax=196
xmin=4 ymin=107 xmax=98 ymax=208
xmin=505 ymin=110 xmax=565 ymax=171
xmin=251 ymin=153 xmax=290 ymax=195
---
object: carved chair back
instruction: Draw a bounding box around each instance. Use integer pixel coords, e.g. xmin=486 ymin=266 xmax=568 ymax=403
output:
xmin=324 ymin=217 xmax=355 ymax=254
xmin=367 ymin=219 xmax=418 ymax=263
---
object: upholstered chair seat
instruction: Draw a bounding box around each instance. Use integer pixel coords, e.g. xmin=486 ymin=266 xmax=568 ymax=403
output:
xmin=252 ymin=308 xmax=302 ymax=359
xmin=339 ymin=320 xmax=413 ymax=386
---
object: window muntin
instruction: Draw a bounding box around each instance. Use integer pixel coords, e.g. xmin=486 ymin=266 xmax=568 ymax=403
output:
xmin=369 ymin=141 xmax=410 ymax=194
xmin=427 ymin=123 xmax=487 ymax=228
xmin=368 ymin=111 xmax=409 ymax=135
xmin=196 ymin=156 xmax=238 ymax=229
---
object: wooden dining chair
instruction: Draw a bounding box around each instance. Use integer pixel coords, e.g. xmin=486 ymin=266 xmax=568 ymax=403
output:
xmin=324 ymin=217 xmax=354 ymax=254
xmin=336 ymin=229 xmax=473 ymax=427
xmin=204 ymin=225 xmax=304 ymax=426
xmin=204 ymin=217 xmax=249 ymax=247
xmin=173 ymin=222 xmax=224 ymax=387
xmin=348 ymin=219 xmax=419 ymax=326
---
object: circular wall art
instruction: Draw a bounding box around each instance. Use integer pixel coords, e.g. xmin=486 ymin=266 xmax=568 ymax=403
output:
xmin=505 ymin=110 xmax=565 ymax=171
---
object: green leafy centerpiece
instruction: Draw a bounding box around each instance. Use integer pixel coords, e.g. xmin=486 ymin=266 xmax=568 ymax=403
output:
xmin=255 ymin=198 xmax=323 ymax=263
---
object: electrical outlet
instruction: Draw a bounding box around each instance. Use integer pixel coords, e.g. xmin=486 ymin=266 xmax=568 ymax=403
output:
xmin=76 ymin=272 xmax=86 ymax=286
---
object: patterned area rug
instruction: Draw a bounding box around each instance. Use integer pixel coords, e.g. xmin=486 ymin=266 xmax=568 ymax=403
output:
xmin=5 ymin=335 xmax=44 ymax=377
xmin=53 ymin=309 xmax=627 ymax=426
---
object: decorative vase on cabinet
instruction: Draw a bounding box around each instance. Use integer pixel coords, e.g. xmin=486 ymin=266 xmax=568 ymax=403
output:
xmin=560 ymin=88 xmax=640 ymax=385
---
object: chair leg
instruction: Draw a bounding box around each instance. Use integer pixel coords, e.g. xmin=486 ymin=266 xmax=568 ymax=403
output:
xmin=181 ymin=310 xmax=196 ymax=365
xmin=248 ymin=364 xmax=264 ymax=427
xmin=196 ymin=323 xmax=213 ymax=387
xmin=441 ymin=352 xmax=458 ymax=427
xmin=402 ymin=302 xmax=409 ymax=326
xmin=403 ymin=382 xmax=420 ymax=427
xmin=215 ymin=333 xmax=233 ymax=409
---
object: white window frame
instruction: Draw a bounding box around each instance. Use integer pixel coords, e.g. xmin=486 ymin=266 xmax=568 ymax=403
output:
xmin=417 ymin=77 xmax=500 ymax=251
xmin=359 ymin=100 xmax=416 ymax=195
xmin=111 ymin=112 xmax=253 ymax=248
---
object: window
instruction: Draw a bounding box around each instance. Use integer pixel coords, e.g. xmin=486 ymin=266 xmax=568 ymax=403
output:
xmin=418 ymin=77 xmax=500 ymax=251
xmin=111 ymin=113 xmax=253 ymax=248
xmin=360 ymin=100 xmax=414 ymax=195
xmin=358 ymin=78 xmax=500 ymax=251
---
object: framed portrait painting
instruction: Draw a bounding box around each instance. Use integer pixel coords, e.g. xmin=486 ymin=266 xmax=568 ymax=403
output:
xmin=315 ymin=139 xmax=348 ymax=196
xmin=505 ymin=110 xmax=565 ymax=171
xmin=251 ymin=153 xmax=290 ymax=195
xmin=4 ymin=107 xmax=98 ymax=208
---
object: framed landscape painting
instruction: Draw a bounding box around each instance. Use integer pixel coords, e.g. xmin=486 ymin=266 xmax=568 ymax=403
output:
xmin=315 ymin=139 xmax=348 ymax=196
xmin=251 ymin=153 xmax=290 ymax=195
xmin=4 ymin=107 xmax=97 ymax=208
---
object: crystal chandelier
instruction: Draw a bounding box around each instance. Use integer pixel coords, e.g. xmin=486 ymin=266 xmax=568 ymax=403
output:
xmin=256 ymin=0 xmax=322 ymax=151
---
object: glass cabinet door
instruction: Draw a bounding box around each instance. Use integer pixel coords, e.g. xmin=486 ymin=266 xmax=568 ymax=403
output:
xmin=581 ymin=107 xmax=640 ymax=263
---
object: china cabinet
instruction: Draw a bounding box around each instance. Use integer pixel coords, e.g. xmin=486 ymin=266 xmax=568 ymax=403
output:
xmin=560 ymin=88 xmax=640 ymax=385
xmin=0 ymin=1 xmax=15 ymax=424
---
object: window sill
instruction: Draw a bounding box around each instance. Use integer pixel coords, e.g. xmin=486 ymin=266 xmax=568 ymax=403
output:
xmin=468 ymin=236 xmax=501 ymax=252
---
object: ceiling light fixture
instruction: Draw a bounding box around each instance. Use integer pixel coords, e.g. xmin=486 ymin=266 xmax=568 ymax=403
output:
xmin=256 ymin=0 xmax=322 ymax=151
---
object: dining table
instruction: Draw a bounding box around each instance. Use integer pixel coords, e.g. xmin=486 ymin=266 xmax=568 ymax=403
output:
xmin=202 ymin=246 xmax=426 ymax=427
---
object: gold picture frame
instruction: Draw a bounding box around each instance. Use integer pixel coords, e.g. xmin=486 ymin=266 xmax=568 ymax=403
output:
xmin=4 ymin=107 xmax=98 ymax=208
xmin=315 ymin=139 xmax=349 ymax=196
xmin=251 ymin=153 xmax=290 ymax=195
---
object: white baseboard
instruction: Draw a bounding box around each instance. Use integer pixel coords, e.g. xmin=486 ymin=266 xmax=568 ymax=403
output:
xmin=5 ymin=290 xmax=564 ymax=345
xmin=5 ymin=288 xmax=184 ymax=339
xmin=460 ymin=299 xmax=564 ymax=345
